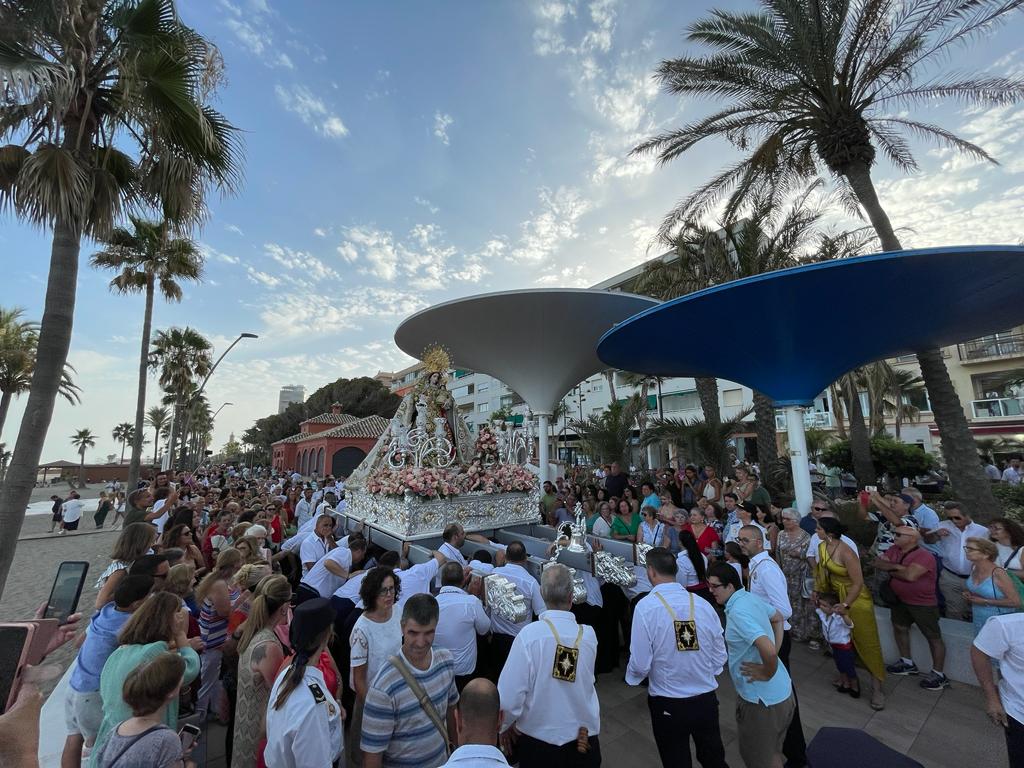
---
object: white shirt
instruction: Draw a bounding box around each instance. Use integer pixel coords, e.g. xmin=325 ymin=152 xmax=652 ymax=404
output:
xmin=675 ymin=551 xmax=708 ymax=588
xmin=933 ymin=520 xmax=989 ymax=575
xmin=302 ymin=546 xmax=353 ymax=598
xmin=626 ymin=582 xmax=727 ymax=698
xmin=295 ymin=498 xmax=316 ymax=528
xmin=816 ymin=609 xmax=853 ymax=645
xmin=725 ymin=521 xmax=771 ymax=551
xmin=282 ymin=516 xmax=318 ymax=554
xmin=578 ymin=569 xmax=603 ymax=607
xmin=444 ymin=744 xmax=509 ymax=767
xmin=299 ymin=535 xmax=331 ymax=573
xmin=491 ymin=563 xmax=547 ymax=637
xmin=264 ymin=664 xmax=343 ymax=768
xmin=468 ymin=559 xmax=495 ymax=575
xmin=1002 ymin=467 xmax=1022 ymax=485
xmin=436 ymin=541 xmax=467 ymax=587
xmin=334 ymin=571 xmax=367 ymax=603
xmin=396 ymin=560 xmax=440 ymax=605
xmin=592 ymin=517 xmax=612 ymax=538
xmin=806 ymin=533 xmax=859 ymax=561
xmin=435 ymin=586 xmax=491 ymax=675
xmin=350 ymin=610 xmax=403 ymax=685
xmin=498 ymin=609 xmax=600 ymax=746
xmin=974 ymin=613 xmax=1024 ymax=723
xmin=997 ymin=543 xmax=1023 ymax=572
xmin=747 ymin=551 xmax=792 ymax=631
xmin=151 ymin=498 xmax=169 ymax=533
xmin=61 ymin=498 xmax=84 ymax=524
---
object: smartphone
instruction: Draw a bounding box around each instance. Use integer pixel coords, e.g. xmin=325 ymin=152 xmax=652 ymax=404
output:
xmin=179 ymin=723 xmax=201 ymax=751
xmin=44 ymin=561 xmax=90 ymax=625
xmin=865 ymin=485 xmax=877 ymax=493
xmin=0 ymin=623 xmax=36 ymax=714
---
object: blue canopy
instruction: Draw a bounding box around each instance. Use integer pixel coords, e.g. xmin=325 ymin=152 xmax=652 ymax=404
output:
xmin=596 ymin=245 xmax=1024 ymax=406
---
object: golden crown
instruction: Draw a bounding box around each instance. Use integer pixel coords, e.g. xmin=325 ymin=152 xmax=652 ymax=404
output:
xmin=421 ymin=344 xmax=451 ymax=373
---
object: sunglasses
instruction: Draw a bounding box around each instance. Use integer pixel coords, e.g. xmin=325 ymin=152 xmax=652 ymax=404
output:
xmin=812 ymin=506 xmax=829 ymax=512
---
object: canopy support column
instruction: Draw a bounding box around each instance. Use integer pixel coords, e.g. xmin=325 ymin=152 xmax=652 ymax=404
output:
xmin=785 ymin=406 xmax=813 ymax=516
xmin=537 ymin=413 xmax=550 ymax=484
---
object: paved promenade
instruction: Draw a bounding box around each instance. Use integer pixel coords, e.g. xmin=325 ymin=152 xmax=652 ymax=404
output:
xmin=0 ymin=490 xmax=1009 ymax=767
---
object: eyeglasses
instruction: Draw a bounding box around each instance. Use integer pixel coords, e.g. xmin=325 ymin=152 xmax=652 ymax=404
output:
xmin=707 ymin=582 xmax=725 ymax=591
xmin=379 ymin=586 xmax=396 ymax=596
xmin=812 ymin=506 xmax=829 ymax=512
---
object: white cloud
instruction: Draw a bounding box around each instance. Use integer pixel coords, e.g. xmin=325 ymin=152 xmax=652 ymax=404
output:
xmin=433 ymin=111 xmax=454 ymax=145
xmin=535 ymin=265 xmax=590 ymax=286
xmin=275 ymin=84 xmax=349 ymax=139
xmin=246 ymin=267 xmax=281 ymax=288
xmin=259 ymin=289 xmax=429 ymax=338
xmin=225 ymin=18 xmax=269 ymax=56
xmin=313 ymin=227 xmax=327 ymax=238
xmin=276 ymin=53 xmax=295 ymax=70
xmin=264 ymin=243 xmax=340 ymax=282
xmin=414 ymin=196 xmax=440 ymax=214
xmin=200 ymin=243 xmax=241 ymax=265
xmin=225 ymin=224 xmax=244 ymax=236
xmin=510 ymin=186 xmax=593 ymax=264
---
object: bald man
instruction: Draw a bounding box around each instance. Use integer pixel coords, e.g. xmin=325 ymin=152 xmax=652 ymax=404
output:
xmin=444 ymin=679 xmax=508 ymax=767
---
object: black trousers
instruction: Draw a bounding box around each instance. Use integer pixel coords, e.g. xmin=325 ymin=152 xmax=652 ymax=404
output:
xmin=1008 ymin=714 xmax=1024 ymax=768
xmin=517 ymin=732 xmax=601 ymax=768
xmin=779 ymin=630 xmax=808 ymax=767
xmin=572 ymin=603 xmax=604 ymax=675
xmin=597 ymin=584 xmax=626 ymax=672
xmin=490 ymin=632 xmax=515 ymax=680
xmin=647 ymin=691 xmax=727 ymax=768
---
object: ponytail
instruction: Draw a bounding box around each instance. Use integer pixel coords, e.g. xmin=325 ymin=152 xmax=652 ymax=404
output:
xmin=271 ymin=624 xmax=331 ymax=710
xmin=237 ymin=574 xmax=291 ymax=654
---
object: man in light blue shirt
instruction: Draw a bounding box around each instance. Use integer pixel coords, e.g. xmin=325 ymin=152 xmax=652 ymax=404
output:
xmin=903 ymin=487 xmax=941 ymax=556
xmin=641 ymin=481 xmax=661 ymax=510
xmin=708 ymin=561 xmax=794 ymax=768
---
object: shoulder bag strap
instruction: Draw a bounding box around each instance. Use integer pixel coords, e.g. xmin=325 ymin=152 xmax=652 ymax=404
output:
xmin=104 ymin=725 xmax=165 ymax=768
xmin=387 ymin=655 xmax=450 ymax=755
xmin=1004 ymin=547 xmax=1022 ymax=569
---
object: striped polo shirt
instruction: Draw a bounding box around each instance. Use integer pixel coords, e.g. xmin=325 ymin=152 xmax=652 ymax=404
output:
xmin=360 ymin=647 xmax=458 ymax=768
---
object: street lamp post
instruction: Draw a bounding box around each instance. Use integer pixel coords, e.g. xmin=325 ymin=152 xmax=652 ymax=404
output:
xmin=164 ymin=334 xmax=257 ymax=471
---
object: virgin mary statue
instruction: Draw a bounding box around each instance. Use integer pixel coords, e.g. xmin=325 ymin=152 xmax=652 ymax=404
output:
xmin=345 ymin=346 xmax=474 ymax=489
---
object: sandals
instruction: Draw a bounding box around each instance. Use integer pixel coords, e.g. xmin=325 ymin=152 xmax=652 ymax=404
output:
xmin=870 ymin=691 xmax=885 ymax=711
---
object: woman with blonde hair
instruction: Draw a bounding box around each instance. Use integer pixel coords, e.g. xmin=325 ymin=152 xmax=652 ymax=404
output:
xmin=964 ymin=536 xmax=1021 ymax=635
xmin=234 ymin=536 xmax=264 ymax=566
xmin=94 ymin=523 xmax=158 ymax=609
xmin=195 ymin=548 xmax=243 ymax=722
xmin=232 ymin=575 xmax=291 ymax=768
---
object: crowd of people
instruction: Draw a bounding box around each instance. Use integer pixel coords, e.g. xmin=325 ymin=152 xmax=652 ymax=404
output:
xmin=1 ymin=457 xmax=1021 ymax=768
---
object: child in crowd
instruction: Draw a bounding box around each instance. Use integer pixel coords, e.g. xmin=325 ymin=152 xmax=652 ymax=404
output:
xmin=62 ymin=576 xmax=154 ymax=768
xmin=816 ymin=592 xmax=859 ymax=697
xmin=93 ymin=652 xmax=194 ymax=768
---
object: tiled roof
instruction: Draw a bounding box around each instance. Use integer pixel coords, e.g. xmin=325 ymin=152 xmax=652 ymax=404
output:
xmin=274 ymin=415 xmax=389 ymax=445
xmin=302 ymin=412 xmax=358 ymax=426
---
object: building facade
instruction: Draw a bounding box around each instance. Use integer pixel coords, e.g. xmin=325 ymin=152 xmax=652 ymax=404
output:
xmin=271 ymin=403 xmax=388 ymax=478
xmin=278 ymin=384 xmax=307 ymax=414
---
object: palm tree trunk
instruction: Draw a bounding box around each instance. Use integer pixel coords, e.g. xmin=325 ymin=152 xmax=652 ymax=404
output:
xmin=119 ymin=441 xmax=126 ymax=464
xmin=695 ymin=376 xmax=721 ymax=424
xmin=830 ymin=384 xmax=847 ymax=439
xmin=78 ymin=448 xmax=86 ymax=487
xmin=0 ymin=391 xmax=12 ymax=439
xmin=152 ymin=426 xmax=161 ymax=465
xmin=128 ymin=281 xmax=155 ymax=490
xmin=846 ymin=162 xmax=997 ymax=516
xmin=0 ymin=219 xmax=81 ymax=598
xmin=167 ymin=401 xmax=182 ymax=471
xmin=845 ymin=379 xmax=876 ymax=488
xmin=604 ymin=370 xmax=617 ymax=402
xmin=751 ymin=391 xmax=778 ymax=475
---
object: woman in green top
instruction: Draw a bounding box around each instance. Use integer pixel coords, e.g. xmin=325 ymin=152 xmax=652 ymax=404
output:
xmin=610 ymin=498 xmax=640 ymax=542
xmin=91 ymin=592 xmax=201 ymax=767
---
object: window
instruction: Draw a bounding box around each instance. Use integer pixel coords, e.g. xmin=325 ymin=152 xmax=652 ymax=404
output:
xmin=452 ymin=384 xmax=474 ymax=398
xmin=662 ymin=392 xmax=701 ymax=412
xmin=478 ymin=381 xmax=490 ymax=392
xmin=903 ymin=389 xmax=931 ymax=412
xmin=478 ymin=402 xmax=490 ymax=413
xmin=500 ymin=395 xmax=514 ymax=409
xmin=723 ymin=388 xmax=743 ymax=407
xmin=591 ymin=381 xmax=603 ymax=391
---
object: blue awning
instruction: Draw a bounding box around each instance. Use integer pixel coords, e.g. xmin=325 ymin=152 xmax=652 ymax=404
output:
xmin=596 ymin=245 xmax=1024 ymax=406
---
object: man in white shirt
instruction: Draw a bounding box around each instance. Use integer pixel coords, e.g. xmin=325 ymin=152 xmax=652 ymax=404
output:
xmin=299 ymin=537 xmax=367 ymax=602
xmin=972 ymin=613 xmax=1024 ymax=767
xmin=1002 ymin=458 xmax=1022 ymax=485
xmin=394 ymin=547 xmax=445 ymax=606
xmin=59 ymin=492 xmax=84 ymax=533
xmin=299 ymin=515 xmax=336 ymax=574
xmin=314 ymin=491 xmax=338 ymax=520
xmin=924 ymin=501 xmax=989 ymax=621
xmin=490 ymin=541 xmax=547 ymax=675
xmin=435 ymin=562 xmax=491 ymax=688
xmin=626 ymin=548 xmax=728 ymax=767
xmin=738 ymin=525 xmax=807 ymax=767
xmin=294 ymin=487 xmax=316 ymax=529
xmin=444 ymin=679 xmax=509 ymax=767
xmin=498 ymin=564 xmax=600 ymax=768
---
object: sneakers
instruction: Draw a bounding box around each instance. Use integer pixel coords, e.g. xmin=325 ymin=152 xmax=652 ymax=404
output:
xmin=919 ymin=672 xmax=951 ymax=691
xmin=886 ymin=659 xmax=919 ymax=675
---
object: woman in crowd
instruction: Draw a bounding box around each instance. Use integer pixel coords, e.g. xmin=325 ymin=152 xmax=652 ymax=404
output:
xmin=622 ymin=485 xmax=641 ymax=516
xmin=814 ymin=517 xmax=887 ymax=711
xmin=234 ymin=536 xmax=264 ymax=566
xmin=989 ymin=517 xmax=1024 ymax=578
xmin=702 ymin=464 xmax=723 ymax=506
xmin=610 ymin=498 xmax=640 ymax=542
xmin=685 ymin=505 xmax=721 ymax=557
xmin=163 ymin=524 xmax=206 ymax=576
xmin=963 ymin=537 xmax=1021 ymax=635
xmin=727 ymin=465 xmax=755 ymax=503
xmin=676 ymin=530 xmax=711 ymax=601
xmin=724 ymin=541 xmax=748 ymax=583
xmin=637 ymin=505 xmax=670 ymax=548
xmin=229 ymin=563 xmax=274 ymax=635
xmin=755 ymin=504 xmax=780 ymax=553
xmin=94 ymin=523 xmax=158 ymax=609
xmin=93 ymin=653 xmax=192 ymax=768
xmin=265 ymin=502 xmax=285 ymax=548
xmin=348 ymin=567 xmax=402 ymax=767
xmin=265 ymin=599 xmax=343 ymax=768
xmin=165 ymin=564 xmax=200 ymax=633
xmin=93 ymin=492 xmax=113 ymax=529
xmin=282 ymin=488 xmax=300 ymax=527
xmin=195 ymin=547 xmax=243 ymax=722
xmin=91 ymin=593 xmax=201 ymax=765
xmin=775 ymin=508 xmax=815 ymax=642
xmin=679 ymin=465 xmax=703 ymax=508
xmin=591 ymin=501 xmax=613 ymax=538
xmin=233 ymin=575 xmax=291 ymax=768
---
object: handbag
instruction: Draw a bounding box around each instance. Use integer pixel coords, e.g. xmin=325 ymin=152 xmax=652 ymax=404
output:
xmin=388 ymin=655 xmax=451 ymax=756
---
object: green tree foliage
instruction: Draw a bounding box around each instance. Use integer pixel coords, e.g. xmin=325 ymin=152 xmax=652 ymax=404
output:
xmin=821 ymin=436 xmax=933 ymax=482
xmin=243 ymin=377 xmax=400 ymax=451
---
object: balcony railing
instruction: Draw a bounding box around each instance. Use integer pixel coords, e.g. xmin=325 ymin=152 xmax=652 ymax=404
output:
xmin=958 ymin=333 xmax=1024 ymax=362
xmin=972 ymin=397 xmax=1024 ymax=419
xmin=774 ymin=411 xmax=834 ymax=430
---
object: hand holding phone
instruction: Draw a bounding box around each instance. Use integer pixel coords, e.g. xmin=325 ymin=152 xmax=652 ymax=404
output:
xmin=44 ymin=561 xmax=89 ymax=625
xmin=179 ymin=723 xmax=201 ymax=752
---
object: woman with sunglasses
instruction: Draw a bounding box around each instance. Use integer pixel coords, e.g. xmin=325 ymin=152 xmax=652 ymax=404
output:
xmin=963 ymin=537 xmax=1021 ymax=636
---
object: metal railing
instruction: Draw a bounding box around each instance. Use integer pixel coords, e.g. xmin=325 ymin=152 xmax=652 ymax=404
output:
xmin=971 ymin=397 xmax=1024 ymax=419
xmin=958 ymin=333 xmax=1024 ymax=361
xmin=774 ymin=411 xmax=834 ymax=429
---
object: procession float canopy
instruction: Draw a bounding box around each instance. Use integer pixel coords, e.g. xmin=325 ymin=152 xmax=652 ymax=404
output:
xmin=393 ymin=288 xmax=659 ymax=482
xmin=595 ymin=245 xmax=1024 ymax=513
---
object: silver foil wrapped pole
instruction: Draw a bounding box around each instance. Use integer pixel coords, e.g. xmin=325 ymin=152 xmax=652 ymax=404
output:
xmin=542 ymin=560 xmax=588 ymax=604
xmin=484 ymin=573 xmax=529 ymax=624
xmin=593 ymin=550 xmax=637 ymax=588
xmin=634 ymin=542 xmax=653 ymax=567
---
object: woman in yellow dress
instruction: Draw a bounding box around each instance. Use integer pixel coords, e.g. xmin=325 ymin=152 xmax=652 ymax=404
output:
xmin=814 ymin=517 xmax=887 ymax=711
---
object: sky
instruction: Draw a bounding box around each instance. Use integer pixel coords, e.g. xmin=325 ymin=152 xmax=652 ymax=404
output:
xmin=2 ymin=0 xmax=1024 ymax=464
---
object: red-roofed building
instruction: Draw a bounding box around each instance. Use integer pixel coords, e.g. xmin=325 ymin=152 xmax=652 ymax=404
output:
xmin=271 ymin=402 xmax=388 ymax=478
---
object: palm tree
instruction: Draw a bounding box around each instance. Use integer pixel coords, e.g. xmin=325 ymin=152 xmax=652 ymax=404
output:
xmin=111 ymin=422 xmax=133 ymax=464
xmin=834 ymin=370 xmax=876 ymax=487
xmin=149 ymin=327 xmax=212 ymax=468
xmin=0 ymin=307 xmax=80 ymax=439
xmin=91 ymin=218 xmax=204 ymax=491
xmin=70 ymin=428 xmax=96 ymax=487
xmin=0 ymin=0 xmax=240 ymax=599
xmin=863 ymin=362 xmax=925 ymax=439
xmin=632 ymin=0 xmax=1022 ymax=513
xmin=145 ymin=405 xmax=170 ymax=465
xmin=570 ymin=397 xmax=646 ymax=467
xmin=643 ymin=409 xmax=752 ymax=477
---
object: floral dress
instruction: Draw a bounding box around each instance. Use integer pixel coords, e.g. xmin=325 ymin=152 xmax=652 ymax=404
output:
xmin=776 ymin=529 xmax=815 ymax=641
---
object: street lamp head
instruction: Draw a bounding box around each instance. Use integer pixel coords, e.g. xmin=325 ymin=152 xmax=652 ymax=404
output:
xmin=240 ymin=333 xmax=259 ymax=339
